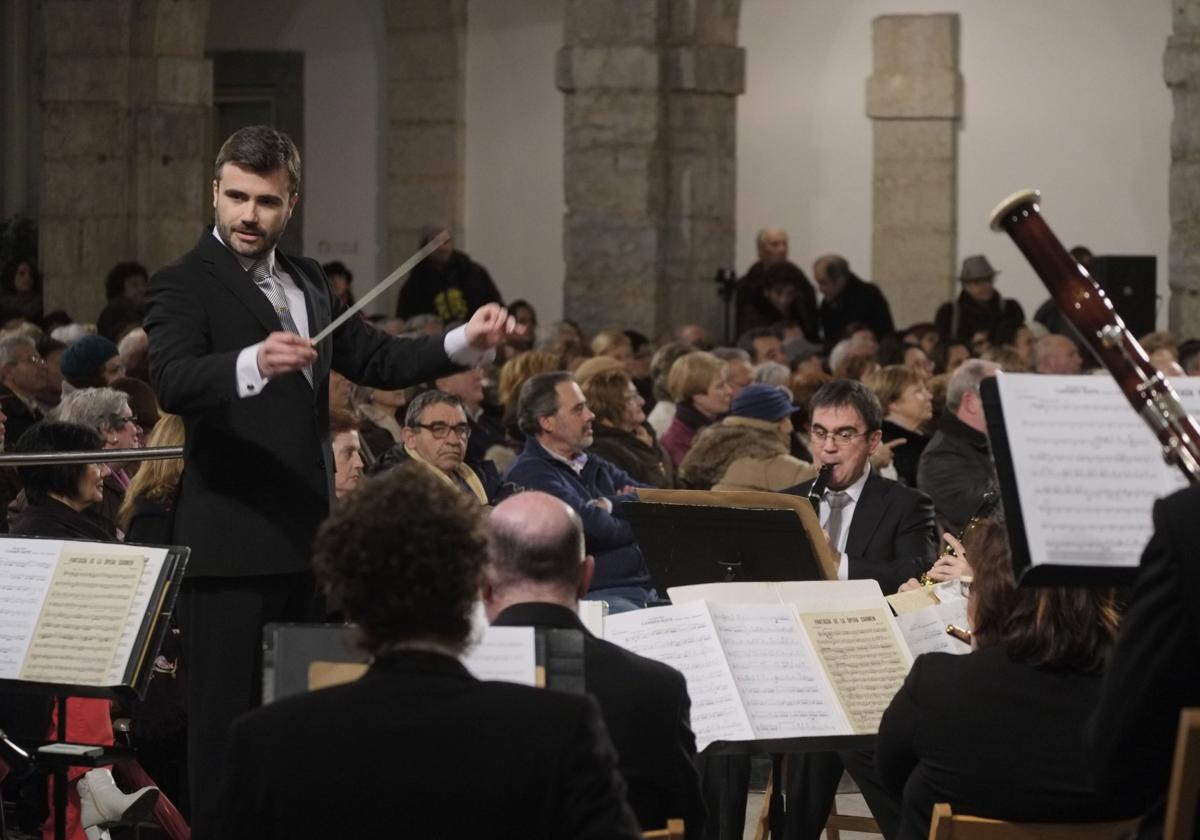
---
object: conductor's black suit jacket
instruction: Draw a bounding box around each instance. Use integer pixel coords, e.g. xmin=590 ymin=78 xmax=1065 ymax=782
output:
xmin=493 ymin=602 xmax=706 ymax=835
xmin=783 ymin=469 xmax=936 ymax=594
xmin=144 ymin=231 xmax=458 ymax=577
xmin=216 ymin=650 xmax=642 ymax=839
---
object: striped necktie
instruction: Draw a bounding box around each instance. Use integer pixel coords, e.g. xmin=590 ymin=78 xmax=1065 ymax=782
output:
xmin=250 ymin=259 xmax=313 ymax=387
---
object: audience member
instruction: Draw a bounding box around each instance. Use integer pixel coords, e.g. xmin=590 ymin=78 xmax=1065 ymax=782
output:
xmin=349 ymin=384 xmax=407 ymax=461
xmin=710 ymin=346 xmax=753 ymax=398
xmin=931 ymin=338 xmax=971 ymax=375
xmin=646 ymin=341 xmax=692 ymax=436
xmin=1177 ymin=337 xmax=1200 ymax=375
xmin=753 ymin=361 xmax=791 ymax=389
xmin=980 ymin=345 xmax=1028 ymax=372
xmin=496 ymin=349 xmax=561 ymax=456
xmin=484 ymin=491 xmax=705 ymax=833
xmin=117 ymin=327 xmax=150 ymax=382
xmin=321 ymin=260 xmax=355 ymax=308
xmin=97 ymin=261 xmax=148 ymax=342
xmin=738 ymin=261 xmax=820 ymax=343
xmin=329 ymin=408 xmax=364 ymax=501
xmin=866 ymin=365 xmax=932 ymax=488
xmin=0 ymin=257 xmax=43 ymax=324
xmin=661 ymin=351 xmax=732 ymax=467
xmin=504 ymin=372 xmax=653 ymax=611
xmin=737 ymin=326 xmax=786 ymax=365
xmin=504 ymin=298 xmax=538 ymax=355
xmin=56 ymin=387 xmax=143 ymax=533
xmin=0 ymin=334 xmax=47 ymax=443
xmin=813 ymin=255 xmax=894 ymax=351
xmin=787 ymin=342 xmax=824 ymax=380
xmin=678 ymin=383 xmax=815 ymax=492
xmin=60 ymin=334 xmax=124 ymax=390
xmin=675 ymin=323 xmax=713 ymax=350
xmin=215 ymin=463 xmax=640 ymax=839
xmin=990 ymin=319 xmax=1035 ymax=368
xmin=435 ymin=366 xmax=506 ymax=464
xmin=583 ymin=367 xmax=672 ymax=489
xmin=110 ymin=375 xmax=162 ymax=434
xmin=394 ymin=223 xmax=502 ymax=321
xmin=1033 ymin=333 xmax=1083 ymax=374
xmin=935 ymin=255 xmax=1025 ymax=344
xmin=877 ymin=519 xmax=1125 ymax=839
xmin=917 ymin=360 xmax=999 ymax=534
xmin=1140 ymin=330 xmax=1178 ymax=373
xmin=591 ymin=329 xmax=635 ymax=372
xmin=35 ymin=335 xmax=67 ymax=411
xmin=832 ymin=350 xmax=880 ymax=383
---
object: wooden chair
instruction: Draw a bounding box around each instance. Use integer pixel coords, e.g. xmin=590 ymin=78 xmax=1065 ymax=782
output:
xmin=1165 ymin=708 xmax=1200 ymax=840
xmin=642 ymin=818 xmax=685 ymax=839
xmin=926 ymin=803 xmax=1138 ymax=839
xmin=826 ymin=797 xmax=881 ymax=839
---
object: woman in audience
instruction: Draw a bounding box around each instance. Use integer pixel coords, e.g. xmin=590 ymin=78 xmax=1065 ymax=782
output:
xmin=350 ymin=384 xmax=409 ymax=462
xmin=660 ymin=350 xmax=731 ymax=467
xmin=582 ymin=367 xmax=673 ymax=488
xmin=645 ymin=341 xmax=693 ymax=436
xmin=590 ymin=328 xmax=635 ymax=373
xmin=96 ymin=261 xmax=148 ymax=343
xmin=59 ymin=334 xmax=124 ymax=391
xmin=931 ymin=339 xmax=971 ymax=375
xmin=876 ymin=519 xmax=1126 ymax=839
xmin=491 ymin=350 xmax=560 ymax=471
xmin=56 ymin=387 xmax=143 ymax=533
xmin=866 ymin=366 xmax=932 ymax=487
xmin=0 ymin=256 xmax=43 ymax=325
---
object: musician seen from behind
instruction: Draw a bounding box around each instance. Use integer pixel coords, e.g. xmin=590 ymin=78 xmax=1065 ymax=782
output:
xmin=916 ymin=359 xmax=1000 ymax=537
xmin=781 ymin=378 xmax=937 ymax=839
xmin=215 ymin=464 xmax=640 ymax=839
xmin=483 ymin=491 xmax=705 ymax=836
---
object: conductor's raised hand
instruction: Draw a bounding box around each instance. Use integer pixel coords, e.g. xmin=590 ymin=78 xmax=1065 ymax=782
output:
xmin=465 ymin=303 xmax=522 ymax=350
xmin=257 ymin=331 xmax=317 ymax=378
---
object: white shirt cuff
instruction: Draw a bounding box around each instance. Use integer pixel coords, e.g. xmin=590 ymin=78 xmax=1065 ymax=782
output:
xmin=443 ymin=324 xmax=495 ymax=367
xmin=236 ymin=343 xmax=269 ymax=398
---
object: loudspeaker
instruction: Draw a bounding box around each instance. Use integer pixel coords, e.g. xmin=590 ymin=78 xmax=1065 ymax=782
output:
xmin=1088 ymin=256 xmax=1158 ymax=338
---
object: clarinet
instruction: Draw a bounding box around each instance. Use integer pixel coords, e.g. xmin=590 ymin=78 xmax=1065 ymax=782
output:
xmin=989 ymin=189 xmax=1200 ymax=483
xmin=807 ymin=463 xmax=833 ymax=516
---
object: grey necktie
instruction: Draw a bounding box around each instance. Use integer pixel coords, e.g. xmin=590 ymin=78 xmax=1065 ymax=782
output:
xmin=250 ymin=259 xmax=313 ymax=387
xmin=824 ymin=490 xmax=852 ymax=551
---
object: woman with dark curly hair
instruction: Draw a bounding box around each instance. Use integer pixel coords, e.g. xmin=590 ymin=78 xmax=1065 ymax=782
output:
xmin=876 ymin=519 xmax=1130 ymax=838
xmin=582 ymin=367 xmax=672 ymax=488
xmin=0 ymin=256 xmax=43 ymax=325
xmin=213 ymin=463 xmax=641 ymax=839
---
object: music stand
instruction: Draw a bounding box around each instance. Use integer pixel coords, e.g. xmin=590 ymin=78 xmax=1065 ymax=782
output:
xmin=619 ymin=489 xmax=837 ymax=592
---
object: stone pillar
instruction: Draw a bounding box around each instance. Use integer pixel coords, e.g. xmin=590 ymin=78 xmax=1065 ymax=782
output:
xmin=558 ymin=1 xmax=744 ymax=338
xmin=382 ymin=0 xmax=466 ymax=316
xmin=866 ymin=14 xmax=962 ymax=329
xmin=1165 ymin=2 xmax=1200 ymax=337
xmin=39 ymin=0 xmax=211 ymax=319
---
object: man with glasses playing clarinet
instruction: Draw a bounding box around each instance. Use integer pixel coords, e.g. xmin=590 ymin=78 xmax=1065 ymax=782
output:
xmin=780 ymin=378 xmax=937 ymax=840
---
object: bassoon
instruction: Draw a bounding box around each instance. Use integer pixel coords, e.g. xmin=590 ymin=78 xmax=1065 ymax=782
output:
xmin=989 ymin=189 xmax=1200 ymax=482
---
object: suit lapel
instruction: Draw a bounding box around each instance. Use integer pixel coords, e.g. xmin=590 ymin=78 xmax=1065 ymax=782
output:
xmin=845 ymin=471 xmax=891 ymax=562
xmin=277 ymin=252 xmax=332 ymax=386
xmin=196 ymin=232 xmax=281 ymax=335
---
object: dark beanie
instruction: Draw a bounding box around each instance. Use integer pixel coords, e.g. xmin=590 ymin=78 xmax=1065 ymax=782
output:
xmin=60 ymin=335 xmax=119 ymax=384
xmin=730 ymin=383 xmax=798 ymax=422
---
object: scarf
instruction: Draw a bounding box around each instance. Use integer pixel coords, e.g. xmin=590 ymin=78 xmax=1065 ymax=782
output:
xmin=403 ymin=445 xmax=488 ymax=505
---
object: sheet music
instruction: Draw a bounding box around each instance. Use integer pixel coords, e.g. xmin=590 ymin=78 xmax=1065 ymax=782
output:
xmin=577 ymin=600 xmax=607 ymax=637
xmin=894 ymin=599 xmax=972 ymax=658
xmin=605 ymin=602 xmax=754 ymax=749
xmin=669 ymin=579 xmax=884 ymax=612
xmin=103 ymin=545 xmax=170 ymax=684
xmin=708 ymin=603 xmax=850 ymax=737
xmin=0 ymin=539 xmax=63 ymax=679
xmin=996 ymin=374 xmax=1197 ymax=568
xmin=20 ymin=551 xmax=145 ymax=685
xmin=800 ymin=608 xmax=911 ymax=734
xmin=462 ymin=626 xmax=537 ymax=686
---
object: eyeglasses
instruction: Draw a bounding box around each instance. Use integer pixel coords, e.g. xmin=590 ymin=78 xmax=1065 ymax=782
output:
xmin=17 ymin=354 xmax=43 ymax=366
xmin=810 ymin=426 xmax=869 ymax=447
xmin=108 ymin=414 xmax=138 ymax=430
xmin=411 ymin=422 xmax=471 ymax=440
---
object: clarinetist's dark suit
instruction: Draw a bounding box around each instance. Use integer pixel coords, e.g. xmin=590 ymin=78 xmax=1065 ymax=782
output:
xmin=145 ymin=231 xmax=459 ymax=834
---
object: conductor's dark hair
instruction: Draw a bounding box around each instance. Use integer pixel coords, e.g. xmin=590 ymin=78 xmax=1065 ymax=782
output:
xmin=14 ymin=421 xmax=104 ymax=506
xmin=488 ymin=501 xmax=585 ymax=590
xmin=517 ymin=371 xmax=574 ymax=437
xmin=312 ymin=462 xmax=487 ymax=655
xmin=104 ymin=262 xmax=148 ymax=300
xmin=808 ymin=379 xmax=883 ymax=432
xmin=214 ymin=125 xmax=302 ymax=196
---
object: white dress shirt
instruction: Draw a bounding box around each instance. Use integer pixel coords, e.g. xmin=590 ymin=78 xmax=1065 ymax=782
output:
xmin=819 ymin=464 xmax=871 ymax=580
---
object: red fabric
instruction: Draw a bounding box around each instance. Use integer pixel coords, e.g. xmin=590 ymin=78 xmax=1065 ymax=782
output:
xmin=43 ymin=697 xmax=115 ymax=840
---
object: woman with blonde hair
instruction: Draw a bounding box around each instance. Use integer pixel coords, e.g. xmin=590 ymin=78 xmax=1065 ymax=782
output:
xmin=119 ymin=413 xmax=184 ymax=543
xmin=590 ymin=329 xmax=634 ymax=372
xmin=660 ymin=351 xmax=732 ymax=467
xmin=490 ymin=350 xmax=560 ymax=471
xmin=582 ymin=367 xmax=672 ymax=488
xmin=865 ymin=365 xmax=932 ymax=487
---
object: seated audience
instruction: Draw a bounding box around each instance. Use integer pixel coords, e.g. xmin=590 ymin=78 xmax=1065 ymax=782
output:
xmin=646 ymin=342 xmax=693 ymax=436
xmin=931 ymin=338 xmax=971 ymax=375
xmin=111 ymin=375 xmax=161 ymax=435
xmin=0 ymin=333 xmax=48 ymax=443
xmin=120 ymin=413 xmax=184 ymax=544
xmin=591 ymin=329 xmax=636 ymax=372
xmin=866 ymin=365 xmax=933 ymax=487
xmin=678 ymin=383 xmax=815 ymax=492
xmin=582 ymin=367 xmax=673 ymax=488
xmin=60 ymin=334 xmax=124 ymax=391
xmin=504 ymin=372 xmax=653 ymax=612
xmin=675 ymin=323 xmax=713 ymax=350
xmin=0 ymin=257 xmax=43 ymax=324
xmin=814 ymin=255 xmax=894 ymax=351
xmin=737 ymin=326 xmax=786 ymax=365
xmin=1177 ymin=337 xmax=1200 ymax=375
xmin=497 ymin=349 xmax=560 ymax=452
xmin=117 ymin=327 xmax=150 ymax=382
xmin=435 ymin=366 xmax=507 ymax=464
xmin=1033 ymin=333 xmax=1083 ymax=374
xmin=877 ymin=519 xmax=1125 ymax=839
xmin=374 ymin=389 xmax=499 ymax=504
xmin=34 ymin=335 xmax=67 ymax=411
xmin=215 ymin=463 xmax=641 ymax=839
xmin=330 ymin=408 xmax=364 ymax=501
xmin=97 ymin=261 xmax=148 ymax=342
xmin=483 ymin=491 xmax=705 ymax=834
xmin=661 ymin=351 xmax=732 ymax=467
xmin=989 ymin=319 xmax=1034 ymax=368
xmin=710 ymin=346 xmax=753 ymax=398
xmin=934 ymin=255 xmax=1025 ymax=344
xmin=916 ymin=360 xmax=999 ymax=534
xmin=322 ymin=260 xmax=355 ymax=308
xmin=55 ymin=387 xmax=143 ymax=533
xmin=752 ymin=361 xmax=791 ymax=389
xmin=502 ymin=298 xmax=538 ymax=357
xmin=624 ymin=329 xmax=655 ymax=406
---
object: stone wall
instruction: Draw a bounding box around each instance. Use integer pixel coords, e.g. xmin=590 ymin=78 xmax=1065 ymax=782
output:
xmin=39 ymin=0 xmax=211 ymax=321
xmin=1166 ymin=0 xmax=1200 ymax=337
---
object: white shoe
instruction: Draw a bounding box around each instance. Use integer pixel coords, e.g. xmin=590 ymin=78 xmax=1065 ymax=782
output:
xmin=77 ymin=767 xmax=159 ymax=829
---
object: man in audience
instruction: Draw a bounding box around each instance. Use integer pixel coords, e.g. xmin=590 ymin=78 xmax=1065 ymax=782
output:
xmin=483 ymin=490 xmax=705 ymax=834
xmin=1034 ymin=333 xmax=1083 ymax=374
xmin=813 ymin=255 xmax=895 ymax=350
xmin=711 ymin=347 xmax=753 ymax=398
xmin=782 ymin=378 xmax=936 ymax=838
xmin=375 ymin=389 xmax=499 ymax=505
xmin=144 ymin=125 xmax=516 ymax=835
xmin=395 ymin=222 xmax=503 ymax=322
xmin=990 ymin=319 xmax=1035 ymax=368
xmin=935 ymin=255 xmax=1025 ymax=344
xmin=329 ymin=408 xmax=363 ymax=501
xmin=675 ymin=323 xmax=712 ymax=350
xmin=916 ymin=359 xmax=1000 ymax=534
xmin=736 ymin=228 xmax=819 ymax=342
xmin=215 ymin=464 xmax=641 ymax=839
xmin=434 ymin=365 xmax=506 ymax=462
xmin=737 ymin=326 xmax=786 ymax=365
xmin=504 ymin=371 xmax=653 ymax=612
xmin=0 ymin=334 xmax=46 ymax=445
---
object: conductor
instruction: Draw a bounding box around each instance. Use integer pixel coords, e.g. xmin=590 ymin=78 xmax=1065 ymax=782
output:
xmin=144 ymin=124 xmax=515 ymax=835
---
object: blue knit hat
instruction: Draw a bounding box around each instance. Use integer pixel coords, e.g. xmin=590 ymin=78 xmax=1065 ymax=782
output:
xmin=730 ymin=383 xmax=797 ymax=422
xmin=60 ymin=334 xmax=119 ymax=382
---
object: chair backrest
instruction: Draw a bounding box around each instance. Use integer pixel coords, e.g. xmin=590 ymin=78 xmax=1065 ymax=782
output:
xmin=927 ymin=803 xmax=1138 ymax=840
xmin=642 ymin=818 xmax=685 ymax=839
xmin=1166 ymin=708 xmax=1200 ymax=840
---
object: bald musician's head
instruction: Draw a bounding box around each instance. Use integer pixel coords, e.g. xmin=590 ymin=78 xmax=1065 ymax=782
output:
xmin=483 ymin=491 xmax=593 ymax=620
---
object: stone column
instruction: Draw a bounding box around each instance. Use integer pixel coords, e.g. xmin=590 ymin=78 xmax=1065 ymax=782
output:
xmin=382 ymin=0 xmax=466 ymax=316
xmin=1165 ymin=2 xmax=1200 ymax=337
xmin=866 ymin=14 xmax=962 ymax=329
xmin=557 ymin=0 xmax=744 ymax=338
xmin=39 ymin=0 xmax=211 ymax=319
